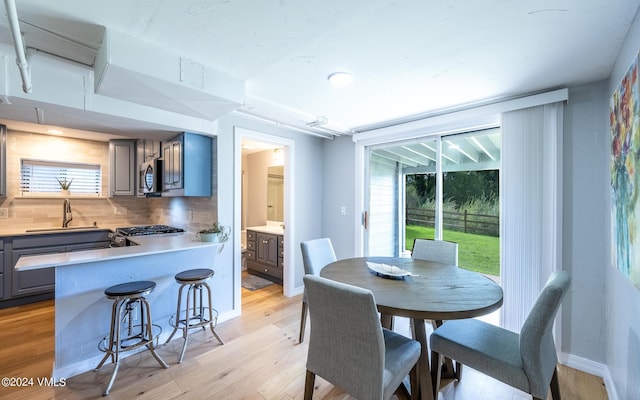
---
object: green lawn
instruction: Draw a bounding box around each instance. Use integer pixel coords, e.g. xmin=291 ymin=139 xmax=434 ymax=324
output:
xmin=405 ymin=225 xmax=500 ymax=276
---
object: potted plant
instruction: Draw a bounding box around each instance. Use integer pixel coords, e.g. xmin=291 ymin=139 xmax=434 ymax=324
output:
xmin=197 ymin=222 xmax=230 ymax=243
xmin=57 ymin=177 xmax=73 ymax=196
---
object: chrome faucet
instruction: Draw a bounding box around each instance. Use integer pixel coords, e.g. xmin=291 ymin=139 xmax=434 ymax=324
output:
xmin=62 ymin=199 xmax=73 ymax=228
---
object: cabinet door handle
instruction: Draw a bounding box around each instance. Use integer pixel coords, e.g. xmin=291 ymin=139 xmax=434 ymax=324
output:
xmin=262 ymin=240 xmax=268 ymax=244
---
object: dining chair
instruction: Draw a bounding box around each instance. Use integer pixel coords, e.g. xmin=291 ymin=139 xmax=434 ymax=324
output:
xmin=302 ymin=275 xmax=421 ymax=400
xmin=411 ymin=238 xmax=458 ymax=265
xmin=410 ymin=238 xmax=459 ymax=336
xmin=430 ymin=270 xmax=571 ymax=400
xmin=298 ymin=238 xmax=337 ymax=343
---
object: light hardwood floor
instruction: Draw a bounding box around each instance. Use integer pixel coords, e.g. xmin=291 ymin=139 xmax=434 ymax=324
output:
xmin=0 ymin=283 xmax=608 ymax=400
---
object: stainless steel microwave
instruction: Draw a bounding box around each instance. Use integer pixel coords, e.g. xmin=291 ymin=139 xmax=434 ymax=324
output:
xmin=138 ymin=158 xmax=162 ymax=196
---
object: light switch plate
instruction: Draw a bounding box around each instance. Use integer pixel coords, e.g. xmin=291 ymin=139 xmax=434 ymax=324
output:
xmin=0 ymin=208 xmax=7 ymax=218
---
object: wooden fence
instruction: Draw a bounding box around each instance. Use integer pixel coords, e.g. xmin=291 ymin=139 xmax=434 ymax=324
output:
xmin=406 ymin=207 xmax=499 ymax=236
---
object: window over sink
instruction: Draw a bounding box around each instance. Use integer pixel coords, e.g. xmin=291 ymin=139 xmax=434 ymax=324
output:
xmin=20 ymin=159 xmax=102 ymax=196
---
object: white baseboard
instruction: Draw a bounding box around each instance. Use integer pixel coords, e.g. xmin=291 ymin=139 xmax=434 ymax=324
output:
xmin=560 ymin=352 xmax=618 ymax=400
xmin=560 ymin=352 xmax=605 ymax=376
xmin=218 ymin=308 xmax=240 ymax=324
xmin=291 ymin=284 xmax=304 ymax=297
xmin=602 ymin=366 xmax=620 ymax=400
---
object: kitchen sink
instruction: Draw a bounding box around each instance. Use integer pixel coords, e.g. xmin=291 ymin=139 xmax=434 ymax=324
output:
xmin=23 ymin=227 xmax=139 ymax=249
xmin=25 ymin=226 xmax=102 ymax=233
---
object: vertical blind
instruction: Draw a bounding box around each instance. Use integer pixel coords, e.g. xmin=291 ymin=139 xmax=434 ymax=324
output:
xmin=20 ymin=159 xmax=102 ymax=195
xmin=500 ymin=103 xmax=563 ymax=333
xmin=367 ymin=152 xmax=400 ymax=256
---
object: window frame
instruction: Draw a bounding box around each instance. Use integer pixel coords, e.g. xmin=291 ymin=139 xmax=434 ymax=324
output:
xmin=20 ymin=158 xmax=102 ymax=197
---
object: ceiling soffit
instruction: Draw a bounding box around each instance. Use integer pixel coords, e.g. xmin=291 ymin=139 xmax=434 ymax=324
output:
xmin=94 ymin=29 xmax=245 ymax=121
xmin=0 ymin=10 xmax=246 ymax=129
xmin=0 ymin=13 xmax=104 ymax=66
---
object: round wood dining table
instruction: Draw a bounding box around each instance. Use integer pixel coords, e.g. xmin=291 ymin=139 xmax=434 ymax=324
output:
xmin=321 ymin=256 xmax=503 ymax=400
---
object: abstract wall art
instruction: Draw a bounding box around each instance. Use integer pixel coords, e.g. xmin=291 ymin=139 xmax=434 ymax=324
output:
xmin=611 ymin=52 xmax=640 ymax=289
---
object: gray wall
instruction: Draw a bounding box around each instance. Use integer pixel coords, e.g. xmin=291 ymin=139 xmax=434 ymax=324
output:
xmin=605 ymin=12 xmax=640 ymax=400
xmin=562 ymin=81 xmax=609 ymax=363
xmin=321 ymin=135 xmax=357 ymax=259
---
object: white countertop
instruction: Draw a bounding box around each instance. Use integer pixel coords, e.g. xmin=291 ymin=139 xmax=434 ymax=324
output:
xmin=14 ymin=232 xmax=222 ymax=271
xmin=246 ymin=225 xmax=285 ymax=235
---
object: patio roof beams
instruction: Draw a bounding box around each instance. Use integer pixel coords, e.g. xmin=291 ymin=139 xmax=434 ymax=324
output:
xmin=371 ymin=127 xmax=501 ymax=173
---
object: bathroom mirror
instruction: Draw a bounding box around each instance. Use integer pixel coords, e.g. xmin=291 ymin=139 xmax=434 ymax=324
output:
xmin=267 ymin=165 xmax=284 ymax=222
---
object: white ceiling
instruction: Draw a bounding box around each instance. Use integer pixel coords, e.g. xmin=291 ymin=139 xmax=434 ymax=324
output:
xmin=0 ymin=0 xmax=639 ymax=137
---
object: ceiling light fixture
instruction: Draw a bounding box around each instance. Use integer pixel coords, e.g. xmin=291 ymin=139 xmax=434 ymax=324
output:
xmin=327 ymin=72 xmax=352 ymax=86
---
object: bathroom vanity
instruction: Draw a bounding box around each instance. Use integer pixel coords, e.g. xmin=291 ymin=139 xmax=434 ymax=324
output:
xmin=245 ymin=226 xmax=284 ymax=284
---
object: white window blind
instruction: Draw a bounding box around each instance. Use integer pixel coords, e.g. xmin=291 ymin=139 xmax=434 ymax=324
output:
xmin=500 ymin=103 xmax=563 ymax=333
xmin=20 ymin=159 xmax=102 ymax=195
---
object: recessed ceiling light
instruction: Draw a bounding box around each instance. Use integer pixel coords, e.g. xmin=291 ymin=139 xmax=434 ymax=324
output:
xmin=327 ymin=72 xmax=352 ymax=86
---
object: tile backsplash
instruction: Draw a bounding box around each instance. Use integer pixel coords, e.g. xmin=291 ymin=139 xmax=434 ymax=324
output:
xmin=0 ymin=130 xmax=217 ymax=234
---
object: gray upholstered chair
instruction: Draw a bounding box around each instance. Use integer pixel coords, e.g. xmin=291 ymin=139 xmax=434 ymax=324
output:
xmin=430 ymin=270 xmax=570 ymax=400
xmin=410 ymin=238 xmax=459 ymax=335
xmin=298 ymin=238 xmax=337 ymax=343
xmin=411 ymin=238 xmax=458 ymax=265
xmin=303 ymin=275 xmax=421 ymax=400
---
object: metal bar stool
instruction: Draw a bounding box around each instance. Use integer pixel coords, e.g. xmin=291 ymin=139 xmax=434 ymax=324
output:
xmin=165 ymin=268 xmax=224 ymax=363
xmin=95 ymin=280 xmax=168 ymax=396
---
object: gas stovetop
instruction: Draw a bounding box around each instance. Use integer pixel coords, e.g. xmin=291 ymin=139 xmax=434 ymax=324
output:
xmin=116 ymin=225 xmax=185 ymax=236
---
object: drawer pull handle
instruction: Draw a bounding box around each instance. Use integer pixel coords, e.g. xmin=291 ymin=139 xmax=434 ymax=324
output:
xmin=264 ymin=268 xmax=268 ymax=272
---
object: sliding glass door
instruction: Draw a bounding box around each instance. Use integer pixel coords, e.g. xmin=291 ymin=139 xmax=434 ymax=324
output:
xmin=440 ymin=130 xmax=500 ymax=276
xmin=365 ymin=128 xmax=501 ymax=277
xmin=366 ymin=137 xmax=439 ymax=257
xmin=365 ymin=151 xmax=400 ymax=256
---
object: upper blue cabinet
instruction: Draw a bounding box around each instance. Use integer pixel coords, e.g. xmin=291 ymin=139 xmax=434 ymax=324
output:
xmin=162 ymin=132 xmax=214 ymax=197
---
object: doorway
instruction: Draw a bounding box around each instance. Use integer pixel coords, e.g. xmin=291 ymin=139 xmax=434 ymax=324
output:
xmin=234 ymin=127 xmax=295 ymax=308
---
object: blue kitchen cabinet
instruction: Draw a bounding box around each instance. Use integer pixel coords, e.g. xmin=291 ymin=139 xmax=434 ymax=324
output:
xmin=162 ymin=132 xmax=214 ymax=197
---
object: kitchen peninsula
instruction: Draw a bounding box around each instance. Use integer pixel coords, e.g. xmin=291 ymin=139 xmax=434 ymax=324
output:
xmin=14 ymin=232 xmax=223 ymax=380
